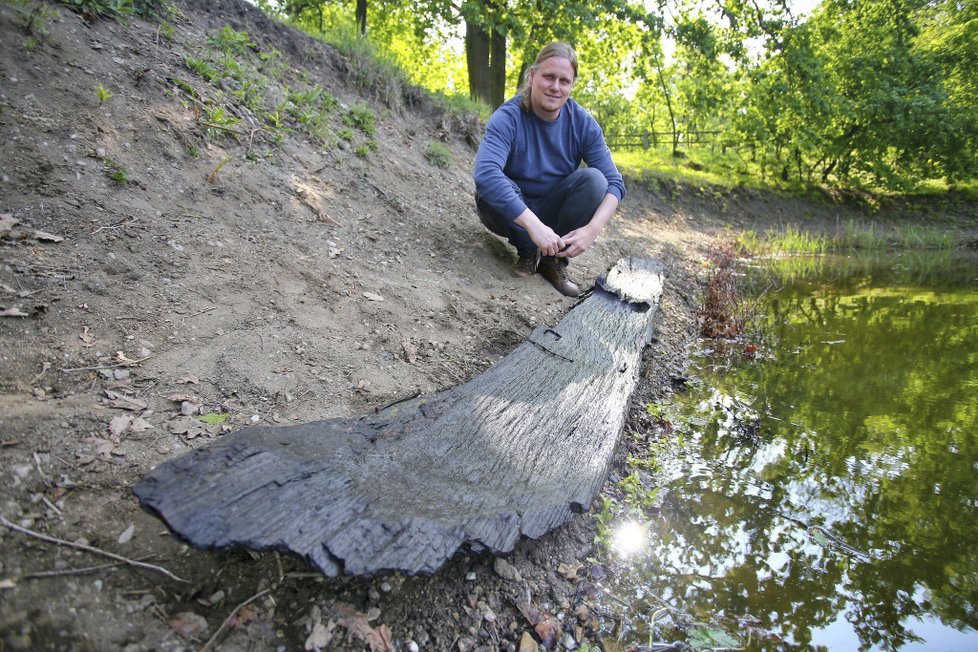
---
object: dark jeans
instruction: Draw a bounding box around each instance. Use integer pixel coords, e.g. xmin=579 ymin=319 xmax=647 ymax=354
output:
xmin=476 ymin=167 xmax=608 ymax=258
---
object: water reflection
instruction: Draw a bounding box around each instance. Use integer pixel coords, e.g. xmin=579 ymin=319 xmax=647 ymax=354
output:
xmin=601 ymin=252 xmax=978 ymax=651
xmin=611 ymin=520 xmax=650 ymax=558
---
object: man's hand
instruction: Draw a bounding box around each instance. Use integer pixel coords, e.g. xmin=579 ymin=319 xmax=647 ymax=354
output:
xmin=515 ymin=211 xmax=565 ymax=257
xmin=556 ymin=224 xmax=598 ymax=258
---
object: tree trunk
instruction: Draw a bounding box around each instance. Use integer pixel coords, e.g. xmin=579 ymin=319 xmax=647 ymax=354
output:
xmin=356 ymin=0 xmax=366 ymax=35
xmin=133 ymin=259 xmax=665 ymax=577
xmin=489 ymin=26 xmax=506 ymax=107
xmin=654 ymin=58 xmax=678 ymax=157
xmin=466 ymin=21 xmax=492 ymax=105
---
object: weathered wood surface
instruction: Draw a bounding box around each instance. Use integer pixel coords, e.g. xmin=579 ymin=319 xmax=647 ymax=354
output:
xmin=133 ymin=258 xmax=665 ymax=576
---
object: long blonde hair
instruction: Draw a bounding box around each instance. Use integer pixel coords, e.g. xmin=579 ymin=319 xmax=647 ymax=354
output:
xmin=519 ymin=42 xmax=579 ymax=113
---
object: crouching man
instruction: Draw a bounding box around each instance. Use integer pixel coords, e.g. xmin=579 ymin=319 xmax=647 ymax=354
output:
xmin=473 ymin=42 xmax=625 ymax=297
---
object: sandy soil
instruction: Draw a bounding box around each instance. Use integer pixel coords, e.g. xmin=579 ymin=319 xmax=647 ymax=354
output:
xmin=4 ymin=1 xmax=953 ymax=650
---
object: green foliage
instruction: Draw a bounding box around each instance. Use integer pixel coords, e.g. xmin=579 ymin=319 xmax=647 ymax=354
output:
xmin=178 ymin=26 xmax=323 ymax=146
xmin=618 ymin=472 xmax=659 ymax=512
xmin=424 ymin=141 xmax=452 ymax=169
xmin=158 ymin=20 xmax=174 ymax=41
xmin=102 ymin=157 xmax=130 ymax=184
xmin=354 ymin=140 xmax=378 ymax=158
xmin=58 ymin=0 xmax=174 ymax=21
xmin=184 ymin=56 xmax=221 ymax=84
xmin=203 ymin=104 xmax=240 ymax=134
xmin=686 ymin=622 xmax=741 ymax=650
xmin=60 ymin=0 xmax=134 ymax=22
xmin=592 ymin=495 xmax=617 ymax=549
xmin=207 ymin=25 xmax=256 ymax=55
xmin=15 ymin=1 xmax=58 ymax=45
xmin=342 ymin=104 xmax=376 ymax=136
xmin=95 ymin=83 xmax=112 ymax=106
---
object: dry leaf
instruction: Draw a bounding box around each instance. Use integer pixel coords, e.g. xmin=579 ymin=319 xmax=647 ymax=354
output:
xmin=109 ymin=415 xmax=134 ymax=438
xmin=168 ymin=416 xmax=210 ymax=439
xmin=1 ymin=306 xmax=29 ymax=318
xmin=362 ymin=292 xmax=385 ymax=302
xmin=368 ymin=624 xmax=393 ymax=652
xmin=86 ymin=437 xmax=123 ymax=460
xmin=336 ymin=604 xmax=393 ymax=652
xmin=167 ymin=612 xmax=208 ymax=639
xmin=177 ymin=374 xmax=199 ymax=385
xmin=401 ymin=337 xmax=418 ymax=363
xmin=79 ymin=327 xmax=95 ymax=347
xmin=328 ymin=245 xmax=343 ymax=258
xmin=0 ymin=213 xmax=16 ymax=237
xmin=103 ymin=389 xmax=147 ymax=412
xmin=305 ymin=621 xmax=335 ymax=650
xmin=115 ymin=351 xmax=140 ymax=364
xmin=104 ymin=414 xmax=150 ymax=437
xmin=34 ymin=230 xmax=64 ymax=242
xmin=534 ymin=617 xmax=562 ymax=649
xmin=557 ymin=559 xmax=583 ymax=581
xmin=229 ymin=603 xmax=258 ymax=630
xmin=117 ymin=523 xmax=135 ymax=544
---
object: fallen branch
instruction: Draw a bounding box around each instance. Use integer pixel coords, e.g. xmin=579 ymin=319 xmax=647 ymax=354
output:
xmin=61 ymin=356 xmax=151 ymax=373
xmin=199 ymin=587 xmax=271 ymax=652
xmin=24 ymin=556 xmax=155 ymax=579
xmin=0 ymin=515 xmax=187 ymax=583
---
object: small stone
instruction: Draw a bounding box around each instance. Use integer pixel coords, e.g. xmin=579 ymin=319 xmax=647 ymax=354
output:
xmin=493 ymin=557 xmax=523 ymax=582
xmin=561 ymin=633 xmax=577 ymax=649
xmin=465 ymin=571 xmax=477 ymax=581
xmin=518 ymin=632 xmax=537 ymax=652
xmin=406 ymin=641 xmax=420 ymax=652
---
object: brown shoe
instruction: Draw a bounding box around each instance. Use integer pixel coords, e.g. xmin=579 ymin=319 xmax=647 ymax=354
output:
xmin=513 ymin=251 xmax=539 ymax=278
xmin=537 ymin=258 xmax=580 ymax=297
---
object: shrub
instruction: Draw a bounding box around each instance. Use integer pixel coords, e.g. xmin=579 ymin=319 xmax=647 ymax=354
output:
xmin=424 ymin=141 xmax=451 ymax=169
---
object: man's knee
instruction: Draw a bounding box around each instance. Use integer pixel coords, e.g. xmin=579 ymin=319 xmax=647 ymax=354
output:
xmin=575 ymin=167 xmax=608 ymax=200
xmin=475 ymin=194 xmax=511 ymax=239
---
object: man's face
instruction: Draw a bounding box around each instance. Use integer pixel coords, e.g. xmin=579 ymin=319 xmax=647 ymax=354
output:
xmin=528 ymin=56 xmax=575 ymax=121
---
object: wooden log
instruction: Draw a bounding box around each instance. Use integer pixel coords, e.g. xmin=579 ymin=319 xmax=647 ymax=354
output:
xmin=133 ymin=258 xmax=664 ymax=576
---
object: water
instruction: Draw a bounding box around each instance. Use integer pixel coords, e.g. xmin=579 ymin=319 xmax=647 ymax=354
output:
xmin=599 ymin=251 xmax=978 ymax=651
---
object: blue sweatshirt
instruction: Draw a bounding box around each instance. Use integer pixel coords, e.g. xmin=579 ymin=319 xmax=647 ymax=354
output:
xmin=473 ymin=96 xmax=625 ymax=222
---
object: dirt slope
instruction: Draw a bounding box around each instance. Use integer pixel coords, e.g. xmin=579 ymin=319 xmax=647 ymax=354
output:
xmin=0 ymin=2 xmax=720 ymax=650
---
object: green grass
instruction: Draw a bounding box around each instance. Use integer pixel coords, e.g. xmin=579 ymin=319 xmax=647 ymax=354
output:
xmin=615 ymin=145 xmax=978 ymax=210
xmin=59 ymin=0 xmax=176 ymax=22
xmin=736 ymin=220 xmax=960 ymax=257
xmin=424 ymin=140 xmax=452 ymax=169
xmin=614 ymin=146 xmax=804 ymax=194
xmin=736 ymin=225 xmax=829 ymax=256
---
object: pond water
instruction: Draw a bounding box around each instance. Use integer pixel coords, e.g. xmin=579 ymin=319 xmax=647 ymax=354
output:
xmin=599 ymin=251 xmax=978 ymax=651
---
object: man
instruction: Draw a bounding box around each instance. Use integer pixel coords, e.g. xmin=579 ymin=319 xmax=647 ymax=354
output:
xmin=473 ymin=42 xmax=625 ymax=297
